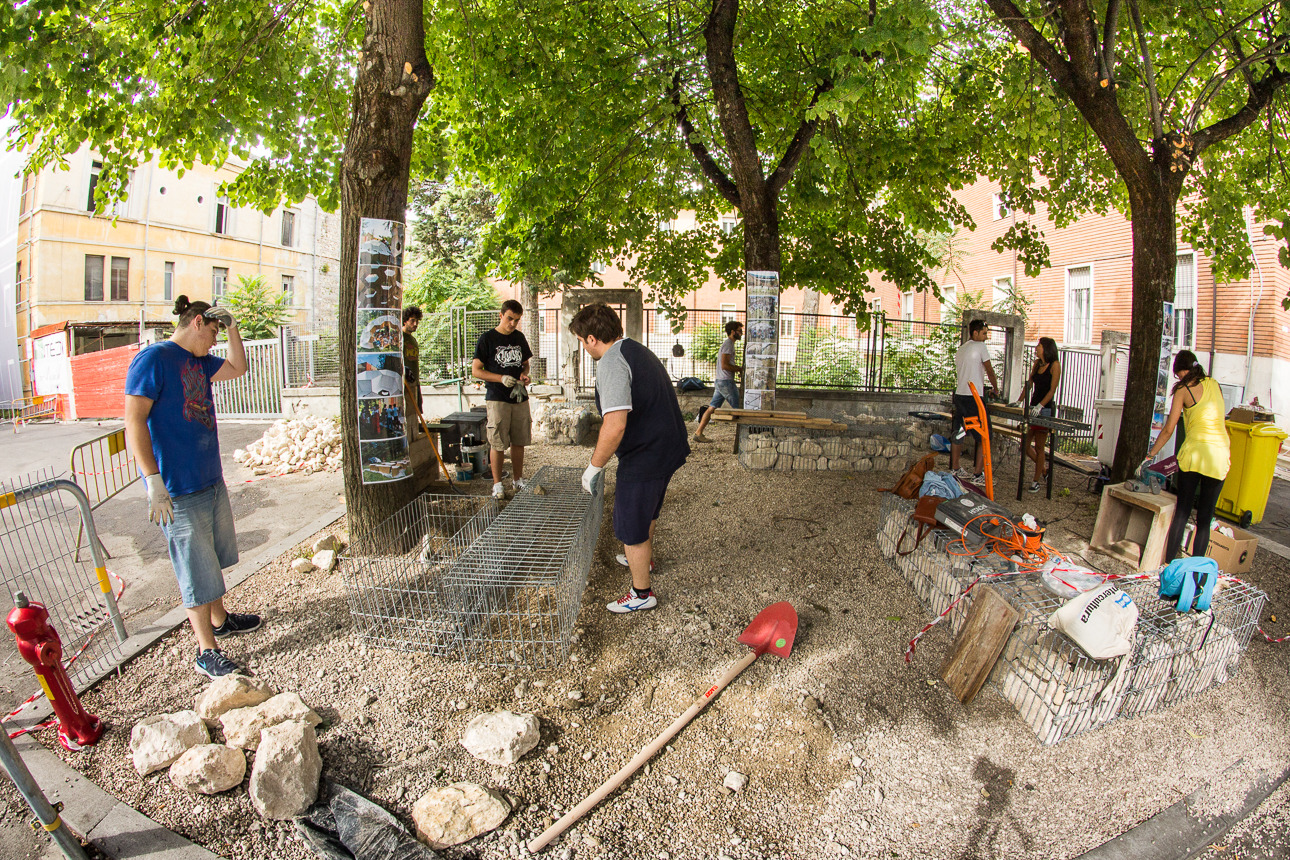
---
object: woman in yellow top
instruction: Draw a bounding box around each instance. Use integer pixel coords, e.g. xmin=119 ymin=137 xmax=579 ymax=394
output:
xmin=1144 ymin=350 xmax=1231 ymax=562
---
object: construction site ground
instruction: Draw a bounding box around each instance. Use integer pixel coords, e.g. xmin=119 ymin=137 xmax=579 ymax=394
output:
xmin=3 ymin=423 xmax=1290 ymax=859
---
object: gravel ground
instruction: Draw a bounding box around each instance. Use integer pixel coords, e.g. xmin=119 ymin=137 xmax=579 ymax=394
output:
xmin=6 ymin=423 xmax=1290 ymax=860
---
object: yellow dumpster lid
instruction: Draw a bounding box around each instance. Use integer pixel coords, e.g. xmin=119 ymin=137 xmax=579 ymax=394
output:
xmin=1249 ymin=423 xmax=1288 ymax=439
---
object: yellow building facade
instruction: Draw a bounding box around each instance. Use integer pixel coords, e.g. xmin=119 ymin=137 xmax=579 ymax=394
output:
xmin=12 ymin=147 xmax=340 ymax=393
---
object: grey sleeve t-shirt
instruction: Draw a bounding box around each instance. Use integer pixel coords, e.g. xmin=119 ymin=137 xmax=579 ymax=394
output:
xmin=595 ymin=340 xmax=633 ymax=415
xmin=955 ymin=340 xmax=991 ymax=396
xmin=715 ymin=338 xmax=735 ymax=382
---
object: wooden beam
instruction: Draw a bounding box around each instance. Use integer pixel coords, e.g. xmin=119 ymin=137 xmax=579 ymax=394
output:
xmin=939 ymin=585 xmax=1019 ymax=705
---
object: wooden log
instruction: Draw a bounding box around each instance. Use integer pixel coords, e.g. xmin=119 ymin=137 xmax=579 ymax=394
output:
xmin=940 ymin=584 xmax=1019 ymax=705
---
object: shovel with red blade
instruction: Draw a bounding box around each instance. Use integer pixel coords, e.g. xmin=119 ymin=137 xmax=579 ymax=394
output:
xmin=527 ymin=602 xmax=798 ymax=853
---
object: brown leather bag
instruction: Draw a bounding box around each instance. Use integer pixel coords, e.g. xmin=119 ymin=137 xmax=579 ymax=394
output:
xmin=897 ymin=495 xmax=947 ymax=555
xmin=880 ymin=453 xmax=939 ymax=500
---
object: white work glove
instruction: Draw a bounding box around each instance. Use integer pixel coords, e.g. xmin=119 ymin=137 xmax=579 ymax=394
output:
xmin=581 ymin=464 xmax=604 ymax=494
xmin=143 ymin=473 xmax=174 ymax=525
xmin=203 ymin=306 xmax=236 ymax=329
xmin=500 ymin=375 xmax=518 ymax=388
xmin=1029 ymin=404 xmax=1043 ymax=419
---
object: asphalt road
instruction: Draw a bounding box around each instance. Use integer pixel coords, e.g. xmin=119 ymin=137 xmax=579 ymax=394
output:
xmin=0 ymin=419 xmax=344 ymax=715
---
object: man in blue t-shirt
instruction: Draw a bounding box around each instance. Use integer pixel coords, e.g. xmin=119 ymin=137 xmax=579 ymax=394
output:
xmin=571 ymin=302 xmax=690 ymax=613
xmin=472 ymin=300 xmax=533 ymax=499
xmin=124 ymin=295 xmax=260 ymax=680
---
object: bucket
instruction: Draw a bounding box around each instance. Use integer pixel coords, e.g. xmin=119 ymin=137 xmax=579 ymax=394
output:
xmin=460 ymin=434 xmax=489 ymax=474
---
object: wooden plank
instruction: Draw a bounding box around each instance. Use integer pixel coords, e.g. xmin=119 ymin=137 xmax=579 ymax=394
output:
xmin=712 ymin=408 xmax=810 ymax=419
xmin=710 ymin=414 xmax=846 ymax=430
xmin=939 ymin=585 xmax=1020 ymax=705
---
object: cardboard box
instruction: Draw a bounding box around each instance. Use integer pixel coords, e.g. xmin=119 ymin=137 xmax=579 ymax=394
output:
xmin=1189 ymin=523 xmax=1259 ymax=573
xmin=1227 ymin=406 xmax=1274 ymax=424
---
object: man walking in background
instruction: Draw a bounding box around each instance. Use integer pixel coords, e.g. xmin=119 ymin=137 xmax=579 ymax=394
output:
xmin=472 ymin=299 xmax=532 ymax=499
xmin=950 ymin=319 xmax=1000 ymax=480
xmin=572 ymin=302 xmax=689 ymax=614
xmin=124 ymin=295 xmax=260 ymax=680
xmin=693 ymin=319 xmax=743 ymax=442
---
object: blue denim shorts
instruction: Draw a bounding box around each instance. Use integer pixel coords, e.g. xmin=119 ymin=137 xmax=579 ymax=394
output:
xmin=162 ymin=482 xmax=238 ymax=608
xmin=709 ymin=379 xmax=742 ymax=409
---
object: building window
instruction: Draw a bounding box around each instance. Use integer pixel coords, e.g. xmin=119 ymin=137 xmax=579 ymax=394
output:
xmin=658 ymin=219 xmax=675 ymax=232
xmin=1065 ymin=265 xmax=1093 ymax=345
xmin=537 ymin=304 xmax=547 ymax=335
xmin=900 ymin=292 xmax=914 ymax=321
xmin=1174 ymin=252 xmax=1196 ymax=349
xmin=87 ymin=161 xmax=102 ymax=211
xmin=992 ymin=276 xmax=1013 ymax=312
xmin=19 ymin=173 xmax=32 ymax=215
xmin=941 ymin=285 xmax=957 ymax=322
xmin=281 ymin=211 xmax=296 ymax=247
xmin=164 ymin=262 xmax=174 ymax=302
xmin=779 ymin=306 xmax=796 ymax=337
xmin=213 ymin=267 xmax=229 ymax=300
xmin=110 ymin=257 xmax=129 ymax=301
xmin=590 ymin=260 xmax=606 ymax=274
xmin=871 ymin=297 xmax=882 ymax=316
xmin=720 ymin=216 xmax=738 ymax=234
xmin=281 ymin=274 xmax=294 ymax=305
xmin=655 ymin=309 xmax=670 ymax=335
xmin=84 ymin=255 xmax=104 ymax=302
xmin=14 ymin=261 xmax=21 ymax=304
xmin=991 ymin=192 xmax=1010 ymax=221
xmin=720 ymin=303 xmax=738 ymax=324
xmin=215 ymin=197 xmax=231 ymax=234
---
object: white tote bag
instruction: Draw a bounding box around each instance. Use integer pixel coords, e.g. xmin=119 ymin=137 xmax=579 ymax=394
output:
xmin=1048 ymin=584 xmax=1139 ymax=660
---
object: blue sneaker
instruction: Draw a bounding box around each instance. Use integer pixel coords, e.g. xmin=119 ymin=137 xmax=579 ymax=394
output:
xmin=607 ymin=590 xmax=657 ymax=613
xmin=212 ymin=612 xmax=262 ymax=637
xmin=195 ymin=648 xmax=241 ymax=679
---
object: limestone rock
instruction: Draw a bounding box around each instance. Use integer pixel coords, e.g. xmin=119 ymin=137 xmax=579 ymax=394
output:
xmin=800 ymin=440 xmax=823 ymax=457
xmin=222 ymin=692 xmax=322 ymax=750
xmin=195 ymin=674 xmax=275 ymax=723
xmin=872 ymin=456 xmax=889 ymax=472
xmin=412 ymin=782 xmax=511 ymax=848
xmin=130 ymin=710 xmax=210 ymax=775
xmin=854 ymin=458 xmax=874 ymax=472
xmin=723 ymin=771 xmax=748 ymax=792
xmin=291 ymin=557 xmax=316 ymax=574
xmin=312 ymin=534 xmax=340 ymax=553
xmin=745 ymin=451 xmax=777 ymax=470
xmin=169 ymin=744 xmax=247 ymax=794
xmin=777 ymin=439 xmax=801 ymax=456
xmin=311 ymin=549 xmax=337 ymax=572
xmin=249 ymin=720 xmax=321 ymax=820
xmin=459 ymin=711 xmax=540 ymax=766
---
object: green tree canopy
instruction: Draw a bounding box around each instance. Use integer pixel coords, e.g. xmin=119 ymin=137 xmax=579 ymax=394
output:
xmin=221 ymin=274 xmax=289 ymax=340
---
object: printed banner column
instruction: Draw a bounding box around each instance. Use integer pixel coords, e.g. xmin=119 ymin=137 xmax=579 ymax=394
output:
xmin=1150 ymin=301 xmax=1175 ymax=453
xmin=354 ymin=218 xmax=411 ymax=484
xmin=744 ymin=271 xmax=779 ymax=411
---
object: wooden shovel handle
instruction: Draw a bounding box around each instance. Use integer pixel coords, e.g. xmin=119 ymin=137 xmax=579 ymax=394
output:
xmin=527 ymin=650 xmax=759 ymax=853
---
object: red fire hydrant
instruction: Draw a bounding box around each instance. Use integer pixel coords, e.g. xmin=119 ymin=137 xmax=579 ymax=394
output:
xmin=7 ymin=591 xmax=103 ymax=751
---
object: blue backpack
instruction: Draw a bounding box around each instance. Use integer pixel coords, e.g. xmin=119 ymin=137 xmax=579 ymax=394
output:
xmin=1158 ymin=557 xmax=1219 ymax=612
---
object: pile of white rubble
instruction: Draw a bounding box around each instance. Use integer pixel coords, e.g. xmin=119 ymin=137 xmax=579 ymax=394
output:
xmin=233 ymin=415 xmax=342 ymax=476
xmin=129 ymin=676 xmax=323 ymax=820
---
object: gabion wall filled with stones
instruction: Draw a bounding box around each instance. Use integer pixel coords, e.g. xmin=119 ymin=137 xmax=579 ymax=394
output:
xmin=737 ymin=414 xmax=940 ymax=472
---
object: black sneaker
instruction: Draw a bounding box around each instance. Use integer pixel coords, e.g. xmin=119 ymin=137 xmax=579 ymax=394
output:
xmin=212 ymin=612 xmax=262 ymax=637
xmin=195 ymin=648 xmax=241 ymax=679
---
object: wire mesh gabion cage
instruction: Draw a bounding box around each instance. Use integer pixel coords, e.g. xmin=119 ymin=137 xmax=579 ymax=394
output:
xmin=339 ymin=466 xmax=603 ymax=667
xmin=340 ymin=492 xmax=500 ymax=656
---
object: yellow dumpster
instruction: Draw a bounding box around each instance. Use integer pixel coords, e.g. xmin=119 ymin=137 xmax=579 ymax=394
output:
xmin=1216 ymin=421 xmax=1287 ymax=527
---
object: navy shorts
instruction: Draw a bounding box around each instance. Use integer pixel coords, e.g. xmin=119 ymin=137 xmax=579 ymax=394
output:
xmin=951 ymin=394 xmax=987 ymax=442
xmin=613 ymin=475 xmax=673 ymax=546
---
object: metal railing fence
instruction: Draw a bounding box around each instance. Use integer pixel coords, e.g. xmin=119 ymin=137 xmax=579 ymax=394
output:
xmin=281 ymin=327 xmax=341 ymax=389
xmin=209 ymin=338 xmax=282 ymax=419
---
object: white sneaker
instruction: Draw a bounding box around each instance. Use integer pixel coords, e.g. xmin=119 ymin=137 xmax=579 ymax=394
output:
xmin=514 ymin=478 xmax=528 ymax=491
xmin=492 ymin=482 xmax=505 ymax=499
xmin=607 ymin=590 xmax=657 ymax=613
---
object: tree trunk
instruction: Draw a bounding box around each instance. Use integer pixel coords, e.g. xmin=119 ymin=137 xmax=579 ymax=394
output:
xmin=339 ymin=0 xmax=433 ymax=537
xmin=1111 ymin=179 xmax=1178 ymax=481
xmin=521 ymin=280 xmax=541 ymax=378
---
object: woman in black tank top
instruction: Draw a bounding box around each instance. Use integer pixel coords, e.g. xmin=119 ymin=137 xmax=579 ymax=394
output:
xmin=1023 ymin=337 xmax=1062 ymax=492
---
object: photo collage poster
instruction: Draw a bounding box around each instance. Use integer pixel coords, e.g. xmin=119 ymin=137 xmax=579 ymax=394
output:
xmin=1150 ymin=301 xmax=1175 ymax=451
xmin=743 ymin=270 xmax=780 ymax=411
xmin=355 ymin=218 xmax=411 ymax=484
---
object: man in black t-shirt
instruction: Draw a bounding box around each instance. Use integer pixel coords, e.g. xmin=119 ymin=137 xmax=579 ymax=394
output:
xmin=571 ymin=302 xmax=689 ymax=614
xmin=472 ymin=299 xmax=533 ymax=499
